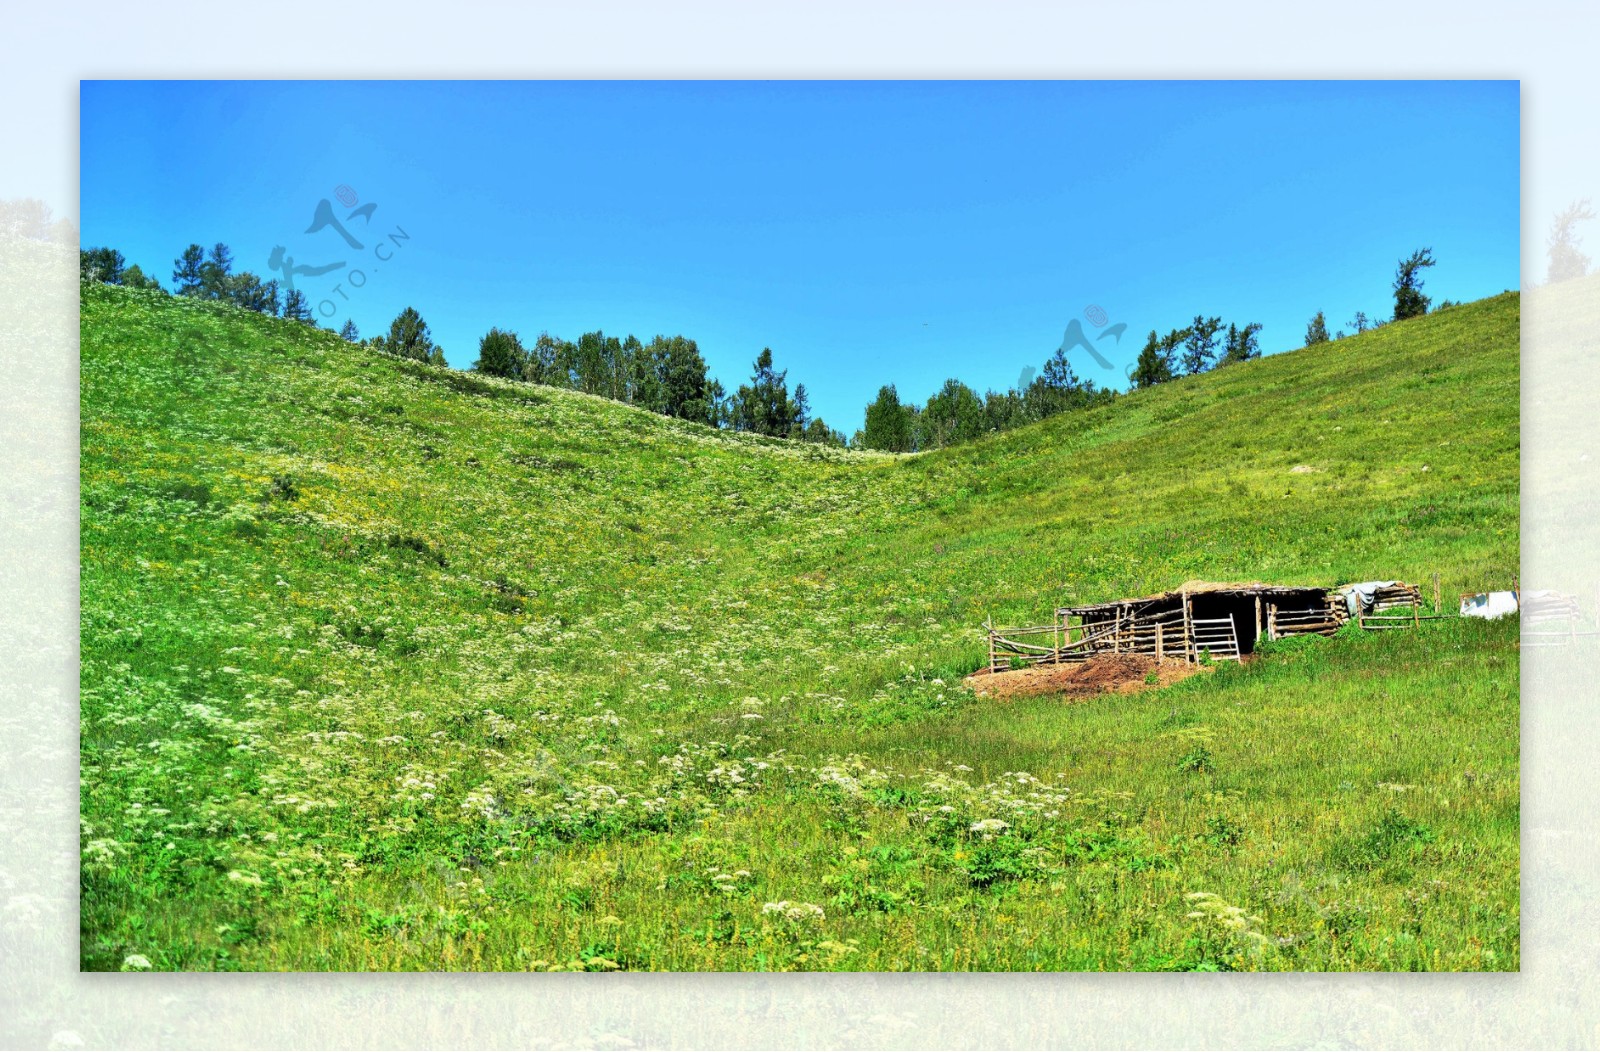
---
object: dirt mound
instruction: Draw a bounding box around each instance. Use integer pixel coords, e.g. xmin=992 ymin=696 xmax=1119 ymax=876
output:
xmin=963 ymin=654 xmax=1208 ymax=701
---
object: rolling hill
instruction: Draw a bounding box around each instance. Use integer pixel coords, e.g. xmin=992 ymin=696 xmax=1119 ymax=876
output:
xmin=79 ymin=283 xmax=1519 ymax=971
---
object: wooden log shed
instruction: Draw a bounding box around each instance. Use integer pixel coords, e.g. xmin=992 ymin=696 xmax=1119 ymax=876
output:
xmin=1054 ymin=580 xmax=1342 ymax=664
xmin=984 ymin=579 xmax=1434 ymax=673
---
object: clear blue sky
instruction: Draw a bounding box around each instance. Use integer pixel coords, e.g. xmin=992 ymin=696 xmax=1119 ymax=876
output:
xmin=81 ymin=80 xmax=1519 ymax=434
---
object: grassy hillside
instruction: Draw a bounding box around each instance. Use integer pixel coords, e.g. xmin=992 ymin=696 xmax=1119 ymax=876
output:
xmin=79 ymin=285 xmax=1519 ymax=971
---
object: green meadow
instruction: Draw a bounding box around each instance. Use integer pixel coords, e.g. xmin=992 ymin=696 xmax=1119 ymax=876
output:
xmin=79 ymin=283 xmax=1518 ymax=971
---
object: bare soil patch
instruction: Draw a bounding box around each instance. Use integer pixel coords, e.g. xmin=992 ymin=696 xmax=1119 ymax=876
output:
xmin=963 ymin=654 xmax=1210 ymax=701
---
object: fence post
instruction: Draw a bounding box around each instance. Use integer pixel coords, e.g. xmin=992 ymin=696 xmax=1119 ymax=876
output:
xmin=1433 ymin=572 xmax=1442 ymax=616
xmin=1182 ymin=590 xmax=1195 ymax=662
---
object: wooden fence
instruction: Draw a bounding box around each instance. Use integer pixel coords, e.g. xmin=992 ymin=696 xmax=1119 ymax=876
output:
xmin=983 ymin=619 xmax=1126 ymax=672
xmin=1190 ymin=616 xmax=1241 ymax=661
xmin=982 ymin=577 xmax=1565 ymax=675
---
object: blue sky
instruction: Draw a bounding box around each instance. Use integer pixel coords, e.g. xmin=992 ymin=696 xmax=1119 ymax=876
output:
xmin=81 ymin=80 xmax=1519 ymax=434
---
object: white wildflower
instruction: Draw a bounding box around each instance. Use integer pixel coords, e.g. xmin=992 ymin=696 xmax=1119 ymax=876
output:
xmin=762 ymin=900 xmax=825 ymax=923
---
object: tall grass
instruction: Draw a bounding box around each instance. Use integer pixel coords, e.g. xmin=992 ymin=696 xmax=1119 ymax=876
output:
xmin=79 ymin=284 xmax=1518 ymax=970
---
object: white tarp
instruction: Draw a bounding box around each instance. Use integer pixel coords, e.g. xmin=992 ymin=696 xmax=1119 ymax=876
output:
xmin=1460 ymin=591 xmax=1519 ymax=619
xmin=1336 ymin=580 xmax=1401 ymax=618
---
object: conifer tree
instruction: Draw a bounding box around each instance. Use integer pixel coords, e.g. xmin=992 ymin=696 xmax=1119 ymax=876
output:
xmin=473 ymin=327 xmax=526 ymax=379
xmin=1392 ymin=248 xmax=1436 ymax=321
xmin=172 ymin=244 xmax=205 ymax=295
xmin=862 ymin=384 xmax=915 ymax=452
xmin=282 ymin=289 xmax=315 ymax=325
xmin=1180 ymin=315 xmax=1223 ymax=374
xmin=386 ymin=306 xmax=437 ymax=360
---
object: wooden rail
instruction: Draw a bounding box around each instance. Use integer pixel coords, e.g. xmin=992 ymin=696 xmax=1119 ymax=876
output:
xmin=985 ymin=620 xmax=1124 ymax=672
xmin=1190 ymin=616 xmax=1242 ymax=661
xmin=985 ymin=576 xmax=1487 ymax=676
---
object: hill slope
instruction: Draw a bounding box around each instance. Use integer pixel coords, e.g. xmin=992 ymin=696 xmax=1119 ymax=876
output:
xmin=80 ymin=285 xmax=1519 ymax=971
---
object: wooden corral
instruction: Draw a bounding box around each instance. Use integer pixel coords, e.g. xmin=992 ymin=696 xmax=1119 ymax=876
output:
xmin=985 ymin=578 xmax=1435 ymax=673
xmin=1059 ymin=581 xmax=1341 ymax=663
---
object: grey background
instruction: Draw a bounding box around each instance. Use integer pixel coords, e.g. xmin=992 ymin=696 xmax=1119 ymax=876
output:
xmin=3 ymin=2 xmax=1595 ymax=1047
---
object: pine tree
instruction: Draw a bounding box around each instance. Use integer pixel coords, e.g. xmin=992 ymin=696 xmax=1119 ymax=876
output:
xmin=386 ymin=307 xmax=437 ymax=360
xmin=1162 ymin=327 xmax=1190 ymax=365
xmin=1218 ymin=322 xmax=1263 ymax=366
xmin=172 ymin=244 xmax=205 ymax=295
xmin=1130 ymin=329 xmax=1172 ymax=388
xmin=473 ymin=327 xmax=526 ymax=379
xmin=1040 ymin=347 xmax=1077 ymax=390
xmin=1392 ymin=248 xmax=1436 ymax=321
xmin=657 ymin=336 xmax=713 ymax=423
xmin=338 ymin=319 xmax=360 ymax=342
xmin=1180 ymin=315 xmax=1223 ymax=374
xmin=788 ymin=383 xmax=811 ymax=439
xmin=1129 ymin=326 xmax=1193 ymax=387
xmin=225 ymin=272 xmax=280 ymax=315
xmin=1238 ymin=321 xmax=1262 ymax=361
xmin=862 ymin=384 xmax=914 ymax=452
xmin=199 ymin=243 xmax=234 ymax=299
xmin=121 ymin=263 xmax=164 ymax=291
xmin=733 ymin=348 xmax=794 ymax=436
xmin=282 ymin=289 xmax=315 ymax=325
xmin=1305 ymin=311 xmax=1330 ymax=346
